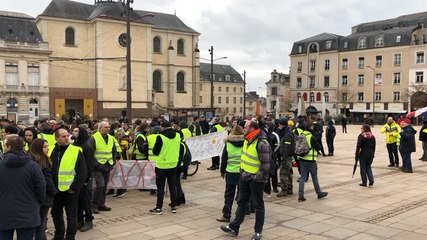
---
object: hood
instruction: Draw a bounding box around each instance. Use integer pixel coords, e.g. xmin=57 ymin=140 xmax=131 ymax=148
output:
xmin=161 ymin=128 xmax=177 ymax=139
xmin=225 ymin=134 xmax=245 ymax=147
xmin=328 ymin=120 xmax=334 ymax=126
xmin=361 ymin=131 xmax=374 ymax=139
xmin=24 ymin=127 xmax=38 ymax=141
xmin=403 ymin=125 xmax=417 ymax=134
xmin=74 ymin=126 xmax=89 ymax=145
xmin=2 ymin=151 xmax=31 ymax=168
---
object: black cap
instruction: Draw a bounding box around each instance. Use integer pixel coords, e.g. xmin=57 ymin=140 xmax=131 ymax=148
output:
xmin=278 ymin=118 xmax=288 ymax=126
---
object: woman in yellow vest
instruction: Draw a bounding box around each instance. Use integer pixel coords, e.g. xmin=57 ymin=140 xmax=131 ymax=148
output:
xmin=296 ymin=122 xmax=328 ymax=202
xmin=216 ymin=125 xmax=245 ymax=223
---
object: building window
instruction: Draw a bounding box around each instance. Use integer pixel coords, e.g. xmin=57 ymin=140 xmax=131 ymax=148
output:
xmin=240 ymin=87 xmax=243 ymax=93
xmin=226 ymin=87 xmax=229 ymax=92
xmin=5 ymin=64 xmax=18 ymax=86
xmin=416 ymin=52 xmax=424 ymax=64
xmin=375 ymin=35 xmax=384 ymax=47
xmin=394 ymin=53 xmax=401 ymax=66
xmin=310 ymin=92 xmax=315 ymax=103
xmin=233 ymin=107 xmax=236 ymax=113
xmin=393 ymin=91 xmax=401 ymax=102
xmin=342 ymin=58 xmax=348 ymax=70
xmin=393 ymin=72 xmax=401 ymax=85
xmin=342 ymin=75 xmax=348 ymax=86
xmin=297 ymin=62 xmax=302 ymax=72
xmin=316 ymin=92 xmax=321 ymax=101
xmin=177 ymin=72 xmax=185 ymax=92
xmin=27 ymin=66 xmax=40 ymax=87
xmin=297 ymin=77 xmax=302 ymax=88
xmin=358 ymin=74 xmax=365 ymax=86
xmin=358 ymin=57 xmax=365 ymax=68
xmin=358 ymin=92 xmax=364 ymax=101
xmin=324 ymin=76 xmax=329 ymax=88
xmin=324 ymin=92 xmax=329 ymax=102
xmin=396 ymin=35 xmax=401 ymax=43
xmin=271 ymin=87 xmax=277 ymax=96
xmin=271 ymin=101 xmax=276 ymax=111
xmin=226 ymin=107 xmax=229 ymax=113
xmin=376 ymin=55 xmax=382 ymax=67
xmin=153 ymin=36 xmax=161 ymax=53
xmin=153 ymin=70 xmax=162 ymax=91
xmin=343 ymin=40 xmax=348 ymax=49
xmin=416 ymin=71 xmax=424 ymax=83
xmin=309 ymin=76 xmax=315 ymax=88
xmin=240 ymin=97 xmax=243 ymax=104
xmin=375 ymin=92 xmax=382 ymax=101
xmin=65 ymin=27 xmax=75 ymax=46
xmin=7 ymin=98 xmax=18 ymax=108
xmin=199 ymin=84 xmax=203 ymax=91
xmin=310 ymin=60 xmax=316 ymax=72
xmin=177 ymin=39 xmax=184 ymax=55
xmin=233 ymin=97 xmax=236 ymax=104
xmin=375 ymin=73 xmax=383 ymax=85
xmin=325 ymin=40 xmax=332 ymax=49
xmin=342 ymin=93 xmax=347 ymax=101
xmin=324 ymin=59 xmax=330 ymax=70
xmin=218 ymin=86 xmax=222 ymax=92
xmin=358 ymin=37 xmax=366 ymax=49
xmin=233 ymin=87 xmax=236 ymax=92
xmin=218 ymin=96 xmax=222 ymax=104
xmin=199 ymin=96 xmax=203 ymax=104
xmin=298 ymin=45 xmax=303 ymax=53
xmin=226 ymin=97 xmax=229 ymax=104
xmin=240 ymin=107 xmax=243 ymax=113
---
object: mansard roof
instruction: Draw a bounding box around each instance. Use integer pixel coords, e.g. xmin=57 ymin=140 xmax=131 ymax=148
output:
xmin=40 ymin=0 xmax=198 ymax=34
xmin=0 ymin=10 xmax=44 ymax=43
xmin=290 ymin=32 xmax=343 ymax=55
xmin=200 ymin=63 xmax=244 ymax=83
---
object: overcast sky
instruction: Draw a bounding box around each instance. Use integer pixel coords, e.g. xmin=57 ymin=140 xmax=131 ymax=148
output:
xmin=3 ymin=0 xmax=427 ymax=96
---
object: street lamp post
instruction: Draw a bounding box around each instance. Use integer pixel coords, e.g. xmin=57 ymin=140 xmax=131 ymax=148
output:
xmin=367 ymin=66 xmax=375 ymax=124
xmin=242 ymin=70 xmax=246 ymax=118
xmin=204 ymin=46 xmax=226 ymax=117
xmin=125 ymin=0 xmax=132 ymax=122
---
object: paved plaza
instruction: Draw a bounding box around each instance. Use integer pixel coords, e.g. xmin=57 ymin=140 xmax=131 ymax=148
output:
xmin=48 ymin=124 xmax=427 ymax=240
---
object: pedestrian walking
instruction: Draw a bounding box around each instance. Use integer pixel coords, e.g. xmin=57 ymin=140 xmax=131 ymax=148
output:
xmin=355 ymin=124 xmax=376 ymax=187
xmin=325 ymin=120 xmax=336 ymax=156
xmin=220 ymin=120 xmax=271 ymax=240
xmin=276 ymin=118 xmax=295 ymax=197
xmin=341 ymin=116 xmax=347 ymax=133
xmin=0 ymin=135 xmax=46 ymax=240
xmin=399 ymin=118 xmax=417 ymax=173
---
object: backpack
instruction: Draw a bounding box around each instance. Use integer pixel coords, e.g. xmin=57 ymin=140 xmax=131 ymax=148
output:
xmin=181 ymin=142 xmax=192 ymax=167
xmin=294 ymin=133 xmax=310 ymax=156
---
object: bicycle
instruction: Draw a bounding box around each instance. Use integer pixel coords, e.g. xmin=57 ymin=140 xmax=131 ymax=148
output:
xmin=187 ymin=160 xmax=200 ymax=176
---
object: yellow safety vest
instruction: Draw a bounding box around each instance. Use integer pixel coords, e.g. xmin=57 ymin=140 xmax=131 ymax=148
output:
xmin=210 ymin=124 xmax=223 ymax=133
xmin=133 ymin=133 xmax=147 ymax=160
xmin=380 ymin=122 xmax=400 ymax=144
xmin=297 ymin=131 xmax=318 ymax=161
xmin=147 ymin=134 xmax=159 ymax=161
xmin=191 ymin=124 xmax=203 ymax=136
xmin=57 ymin=145 xmax=81 ymax=192
xmin=155 ymin=134 xmax=181 ymax=169
xmin=39 ymin=133 xmax=56 ymax=156
xmin=241 ymin=138 xmax=261 ymax=174
xmin=181 ymin=128 xmax=192 ymax=139
xmin=92 ymin=132 xmax=115 ymax=165
xmin=225 ymin=142 xmax=242 ymax=173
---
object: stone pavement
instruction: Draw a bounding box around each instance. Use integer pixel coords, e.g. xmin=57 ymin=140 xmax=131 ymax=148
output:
xmin=46 ymin=124 xmax=427 ymax=240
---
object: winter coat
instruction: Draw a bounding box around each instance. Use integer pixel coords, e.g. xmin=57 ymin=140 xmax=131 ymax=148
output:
xmin=39 ymin=159 xmax=57 ymax=207
xmin=400 ymin=125 xmax=417 ymax=153
xmin=325 ymin=121 xmax=336 ymax=140
xmin=355 ymin=131 xmax=376 ymax=160
xmin=220 ymin=134 xmax=244 ymax=184
xmin=0 ymin=151 xmax=46 ymax=230
xmin=419 ymin=122 xmax=427 ymax=142
xmin=73 ymin=126 xmax=94 ymax=183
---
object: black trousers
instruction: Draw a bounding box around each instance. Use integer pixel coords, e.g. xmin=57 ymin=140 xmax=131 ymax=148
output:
xmin=222 ymin=182 xmax=238 ymax=219
xmin=78 ymin=178 xmax=94 ymax=223
xmin=92 ymin=170 xmax=109 ymax=207
xmin=51 ymin=191 xmax=79 ymax=240
xmin=155 ymin=167 xmax=177 ymax=209
xmin=175 ymin=165 xmax=186 ymax=204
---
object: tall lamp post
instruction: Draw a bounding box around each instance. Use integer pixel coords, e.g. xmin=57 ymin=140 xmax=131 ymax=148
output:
xmin=367 ymin=66 xmax=375 ymax=124
xmin=242 ymin=70 xmax=246 ymax=118
xmin=204 ymin=46 xmax=226 ymax=117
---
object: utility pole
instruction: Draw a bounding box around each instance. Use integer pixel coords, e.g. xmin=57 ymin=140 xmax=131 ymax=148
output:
xmin=125 ymin=0 xmax=132 ymax=122
xmin=209 ymin=46 xmax=214 ymax=117
xmin=242 ymin=71 xmax=246 ymax=118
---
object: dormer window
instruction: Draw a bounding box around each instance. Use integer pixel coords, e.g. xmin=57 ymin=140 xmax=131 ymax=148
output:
xmin=375 ymin=35 xmax=384 ymax=47
xmin=358 ymin=37 xmax=366 ymax=49
xmin=396 ymin=35 xmax=401 ymax=43
xmin=325 ymin=40 xmax=332 ymax=50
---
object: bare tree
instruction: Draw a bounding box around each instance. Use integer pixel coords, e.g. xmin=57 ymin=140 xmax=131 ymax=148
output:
xmin=408 ymin=84 xmax=427 ymax=110
xmin=333 ymin=84 xmax=357 ymax=114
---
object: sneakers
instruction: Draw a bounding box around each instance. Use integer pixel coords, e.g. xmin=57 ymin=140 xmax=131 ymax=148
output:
xmin=252 ymin=232 xmax=262 ymax=240
xmin=216 ymin=216 xmax=230 ymax=222
xmin=276 ymin=191 xmax=287 ymax=197
xmin=171 ymin=207 xmax=177 ymax=213
xmin=80 ymin=221 xmax=93 ymax=232
xmin=318 ymin=192 xmax=328 ymax=199
xmin=387 ymin=164 xmax=395 ymax=167
xmin=220 ymin=225 xmax=238 ymax=236
xmin=150 ymin=207 xmax=163 ymax=215
xmin=113 ymin=191 xmax=126 ymax=198
xmin=298 ymin=196 xmax=306 ymax=202
xmin=207 ymin=166 xmax=219 ymax=170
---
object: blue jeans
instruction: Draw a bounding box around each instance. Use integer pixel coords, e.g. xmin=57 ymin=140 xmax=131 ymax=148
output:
xmin=0 ymin=228 xmax=35 ymax=240
xmin=298 ymin=161 xmax=322 ymax=197
xmin=359 ymin=157 xmax=374 ymax=184
xmin=229 ymin=178 xmax=265 ymax=234
xmin=401 ymin=151 xmax=412 ymax=171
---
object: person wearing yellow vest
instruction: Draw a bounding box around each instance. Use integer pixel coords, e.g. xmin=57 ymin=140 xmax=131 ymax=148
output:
xmin=380 ymin=117 xmax=401 ymax=167
xmin=188 ymin=116 xmax=203 ymax=137
xmin=148 ymin=121 xmax=181 ymax=215
xmin=208 ymin=117 xmax=224 ymax=170
xmin=89 ymin=121 xmax=120 ymax=213
xmin=38 ymin=122 xmax=57 ymax=156
xmin=133 ymin=122 xmax=149 ymax=161
xmin=23 ymin=127 xmax=38 ymax=153
xmin=142 ymin=125 xmax=162 ymax=196
xmin=220 ymin=120 xmax=271 ymax=240
xmin=50 ymin=128 xmax=87 ymax=240
xmin=296 ymin=122 xmax=328 ymax=202
xmin=216 ymin=125 xmax=245 ymax=223
xmin=177 ymin=120 xmax=191 ymax=179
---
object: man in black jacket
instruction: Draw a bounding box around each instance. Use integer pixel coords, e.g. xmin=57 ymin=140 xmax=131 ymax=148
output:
xmin=51 ymin=128 xmax=87 ymax=240
xmin=72 ymin=126 xmax=95 ymax=232
xmin=419 ymin=116 xmax=427 ymax=161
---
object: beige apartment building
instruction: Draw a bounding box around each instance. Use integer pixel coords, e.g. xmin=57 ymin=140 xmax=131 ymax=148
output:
xmin=36 ymin=0 xmax=200 ymax=120
xmin=289 ymin=12 xmax=427 ymax=123
xmin=0 ymin=11 xmax=51 ymax=124
xmin=199 ymin=62 xmax=245 ymax=120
